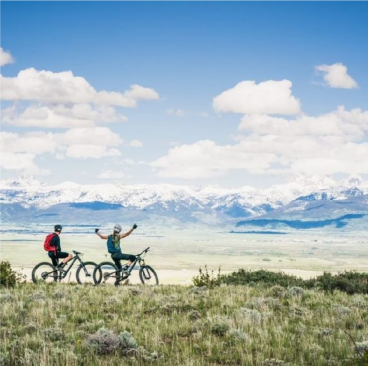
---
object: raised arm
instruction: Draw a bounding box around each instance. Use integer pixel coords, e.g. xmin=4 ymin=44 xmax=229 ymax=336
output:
xmin=95 ymin=229 xmax=108 ymax=240
xmin=120 ymin=224 xmax=137 ymax=239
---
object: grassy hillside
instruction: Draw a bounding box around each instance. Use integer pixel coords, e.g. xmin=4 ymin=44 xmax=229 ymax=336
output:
xmin=1 ymin=282 xmax=368 ymax=366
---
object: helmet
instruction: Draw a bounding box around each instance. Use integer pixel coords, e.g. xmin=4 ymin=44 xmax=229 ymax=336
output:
xmin=113 ymin=224 xmax=122 ymax=233
xmin=54 ymin=224 xmax=62 ymax=232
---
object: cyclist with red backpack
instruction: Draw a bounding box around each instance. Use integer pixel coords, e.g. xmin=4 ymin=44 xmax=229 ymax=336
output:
xmin=44 ymin=225 xmax=73 ymax=269
xmin=95 ymin=224 xmax=138 ymax=276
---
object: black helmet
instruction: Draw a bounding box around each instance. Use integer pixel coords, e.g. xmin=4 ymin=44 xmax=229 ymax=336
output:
xmin=54 ymin=224 xmax=62 ymax=232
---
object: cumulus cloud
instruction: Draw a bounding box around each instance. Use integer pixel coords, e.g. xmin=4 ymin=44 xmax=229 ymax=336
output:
xmin=0 ymin=152 xmax=50 ymax=175
xmin=1 ymin=68 xmax=159 ymax=106
xmin=213 ymin=80 xmax=301 ymax=115
xmin=66 ymin=145 xmax=121 ymax=159
xmin=0 ymin=47 xmax=14 ymax=66
xmin=130 ymin=139 xmax=143 ymax=148
xmin=239 ymin=107 xmax=368 ymax=140
xmin=151 ymin=107 xmax=368 ymax=179
xmin=316 ymin=63 xmax=358 ymax=89
xmin=58 ymin=127 xmax=122 ymax=146
xmin=0 ymin=127 xmax=123 ymax=168
xmin=151 ymin=140 xmax=278 ymax=179
xmin=2 ymin=103 xmax=127 ymax=128
xmin=0 ymin=131 xmax=57 ymax=155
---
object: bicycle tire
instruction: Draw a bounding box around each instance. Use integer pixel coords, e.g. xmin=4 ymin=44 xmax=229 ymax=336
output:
xmin=32 ymin=262 xmax=58 ymax=284
xmin=93 ymin=262 xmax=118 ymax=285
xmin=139 ymin=265 xmax=159 ymax=286
xmin=76 ymin=261 xmax=97 ymax=284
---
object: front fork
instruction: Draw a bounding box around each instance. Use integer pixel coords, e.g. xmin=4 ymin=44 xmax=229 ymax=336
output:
xmin=140 ymin=260 xmax=151 ymax=280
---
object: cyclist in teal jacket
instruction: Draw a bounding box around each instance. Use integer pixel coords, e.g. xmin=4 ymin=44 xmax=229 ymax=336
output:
xmin=95 ymin=224 xmax=138 ymax=273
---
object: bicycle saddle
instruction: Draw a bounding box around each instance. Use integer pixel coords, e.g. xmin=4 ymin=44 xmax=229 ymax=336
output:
xmin=73 ymin=250 xmax=82 ymax=255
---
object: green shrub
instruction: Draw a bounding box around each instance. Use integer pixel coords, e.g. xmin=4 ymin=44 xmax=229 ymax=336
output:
xmin=192 ymin=268 xmax=368 ymax=295
xmin=218 ymin=269 xmax=305 ymax=288
xmin=0 ymin=261 xmax=25 ymax=288
xmin=192 ymin=266 xmax=221 ymax=288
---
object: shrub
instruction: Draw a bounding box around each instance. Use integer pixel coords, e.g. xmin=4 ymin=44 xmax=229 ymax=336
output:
xmin=208 ymin=316 xmax=231 ymax=336
xmin=216 ymin=269 xmax=305 ymax=288
xmin=287 ymin=286 xmax=304 ymax=297
xmin=85 ymin=328 xmax=120 ymax=355
xmin=0 ymin=261 xmax=25 ymax=288
xmin=239 ymin=308 xmax=262 ymax=324
xmin=192 ymin=268 xmax=368 ymax=295
xmin=192 ymin=266 xmax=221 ymax=288
xmin=119 ymin=331 xmax=138 ymax=355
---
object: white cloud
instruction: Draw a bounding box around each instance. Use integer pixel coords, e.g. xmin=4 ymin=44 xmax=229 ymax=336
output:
xmin=2 ymin=103 xmax=127 ymax=128
xmin=0 ymin=152 xmax=50 ymax=175
xmin=130 ymin=139 xmax=143 ymax=148
xmin=167 ymin=109 xmax=185 ymax=117
xmin=124 ymin=84 xmax=159 ymax=100
xmin=151 ymin=107 xmax=368 ymax=179
xmin=0 ymin=131 xmax=57 ymax=155
xmin=0 ymin=47 xmax=14 ymax=66
xmin=213 ymin=80 xmax=301 ymax=115
xmin=316 ymin=63 xmax=358 ymax=89
xmin=66 ymin=145 xmax=121 ymax=159
xmin=58 ymin=127 xmax=123 ymax=146
xmin=239 ymin=107 xmax=368 ymax=140
xmin=98 ymin=170 xmax=129 ymax=179
xmin=0 ymin=127 xmax=123 ymax=163
xmin=151 ymin=140 xmax=278 ymax=179
xmin=1 ymin=68 xmax=159 ymax=106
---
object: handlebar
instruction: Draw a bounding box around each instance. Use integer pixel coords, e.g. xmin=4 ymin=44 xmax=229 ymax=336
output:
xmin=136 ymin=247 xmax=150 ymax=257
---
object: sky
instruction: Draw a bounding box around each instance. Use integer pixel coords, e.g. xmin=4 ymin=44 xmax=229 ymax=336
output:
xmin=1 ymin=2 xmax=368 ymax=188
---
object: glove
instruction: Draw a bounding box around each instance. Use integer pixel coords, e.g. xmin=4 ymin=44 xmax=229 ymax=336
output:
xmin=133 ymin=224 xmax=138 ymax=230
xmin=95 ymin=228 xmax=99 ymax=233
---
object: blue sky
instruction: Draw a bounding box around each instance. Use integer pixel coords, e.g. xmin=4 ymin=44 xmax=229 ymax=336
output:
xmin=1 ymin=2 xmax=367 ymax=188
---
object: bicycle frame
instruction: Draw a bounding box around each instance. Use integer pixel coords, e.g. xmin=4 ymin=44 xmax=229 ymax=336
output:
xmin=51 ymin=251 xmax=86 ymax=280
xmin=104 ymin=247 xmax=150 ymax=282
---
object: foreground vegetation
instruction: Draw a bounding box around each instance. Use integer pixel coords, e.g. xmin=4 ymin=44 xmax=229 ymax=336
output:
xmin=193 ymin=267 xmax=368 ymax=295
xmin=1 ymin=279 xmax=368 ymax=366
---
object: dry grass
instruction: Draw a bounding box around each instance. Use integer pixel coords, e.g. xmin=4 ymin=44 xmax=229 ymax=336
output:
xmin=1 ymin=283 xmax=367 ymax=365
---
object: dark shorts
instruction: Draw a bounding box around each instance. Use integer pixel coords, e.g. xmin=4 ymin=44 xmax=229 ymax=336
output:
xmin=48 ymin=251 xmax=69 ymax=266
xmin=111 ymin=252 xmax=136 ymax=270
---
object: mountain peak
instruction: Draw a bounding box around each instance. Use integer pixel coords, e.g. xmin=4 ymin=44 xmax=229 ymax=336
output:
xmin=0 ymin=175 xmax=44 ymax=188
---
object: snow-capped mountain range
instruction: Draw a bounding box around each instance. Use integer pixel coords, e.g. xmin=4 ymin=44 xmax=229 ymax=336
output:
xmin=1 ymin=174 xmax=368 ymax=229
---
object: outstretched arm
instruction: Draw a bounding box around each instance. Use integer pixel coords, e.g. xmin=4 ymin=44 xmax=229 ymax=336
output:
xmin=95 ymin=229 xmax=108 ymax=240
xmin=120 ymin=224 xmax=137 ymax=239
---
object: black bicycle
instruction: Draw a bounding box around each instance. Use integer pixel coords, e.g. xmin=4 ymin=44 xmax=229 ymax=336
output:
xmin=32 ymin=250 xmax=97 ymax=284
xmin=93 ymin=247 xmax=159 ymax=286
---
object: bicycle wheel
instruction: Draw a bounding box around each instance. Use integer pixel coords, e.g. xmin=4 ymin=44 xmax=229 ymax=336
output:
xmin=76 ymin=261 xmax=97 ymax=284
xmin=32 ymin=262 xmax=58 ymax=284
xmin=139 ymin=265 xmax=159 ymax=286
xmin=93 ymin=262 xmax=119 ymax=285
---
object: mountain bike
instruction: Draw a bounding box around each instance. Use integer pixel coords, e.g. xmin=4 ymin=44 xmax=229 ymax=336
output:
xmin=93 ymin=247 xmax=159 ymax=286
xmin=32 ymin=250 xmax=97 ymax=284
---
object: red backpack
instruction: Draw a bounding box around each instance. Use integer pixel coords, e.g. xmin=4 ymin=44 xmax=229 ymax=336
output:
xmin=44 ymin=233 xmax=56 ymax=253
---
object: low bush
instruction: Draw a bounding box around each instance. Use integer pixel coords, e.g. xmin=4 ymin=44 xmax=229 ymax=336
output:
xmin=193 ymin=268 xmax=368 ymax=294
xmin=0 ymin=261 xmax=25 ymax=288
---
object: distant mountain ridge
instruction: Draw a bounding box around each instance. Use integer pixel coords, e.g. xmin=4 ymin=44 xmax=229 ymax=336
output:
xmin=1 ymin=175 xmax=368 ymax=230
